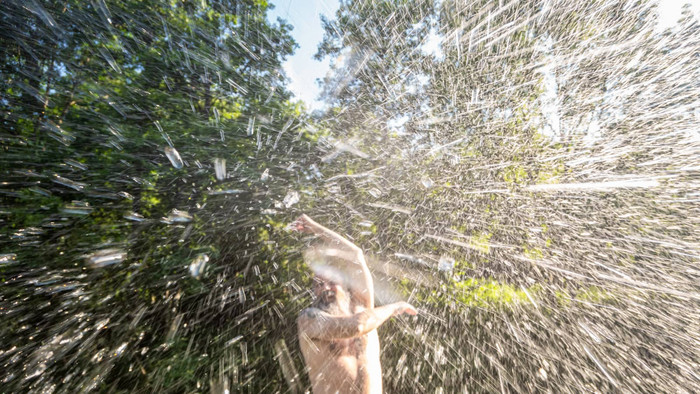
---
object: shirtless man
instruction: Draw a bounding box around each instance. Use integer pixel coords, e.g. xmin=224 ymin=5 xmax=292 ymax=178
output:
xmin=294 ymin=215 xmax=417 ymax=394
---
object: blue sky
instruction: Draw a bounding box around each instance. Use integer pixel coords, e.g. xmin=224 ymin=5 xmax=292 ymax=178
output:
xmin=268 ymin=0 xmax=340 ymax=110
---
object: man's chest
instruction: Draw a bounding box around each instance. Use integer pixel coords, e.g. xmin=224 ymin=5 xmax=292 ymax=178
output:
xmin=326 ymin=335 xmax=368 ymax=357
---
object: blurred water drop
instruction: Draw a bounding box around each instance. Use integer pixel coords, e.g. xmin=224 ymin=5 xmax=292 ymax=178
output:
xmin=0 ymin=253 xmax=17 ymax=265
xmin=165 ymin=209 xmax=192 ymax=224
xmin=247 ymin=117 xmax=255 ymax=136
xmin=52 ymin=175 xmax=87 ymax=191
xmin=274 ymin=339 xmax=301 ymax=392
xmin=437 ymin=256 xmax=455 ymax=272
xmin=214 ymin=158 xmax=226 ymax=180
xmin=282 ymin=190 xmax=299 ymax=208
xmin=164 ymin=146 xmax=183 ymax=169
xmin=124 ymin=212 xmax=145 ymax=222
xmin=213 ymin=107 xmax=220 ymax=125
xmin=61 ymin=201 xmax=93 ymax=215
xmin=64 ymin=159 xmax=88 ymax=171
xmin=28 ymin=187 xmax=51 ymax=197
xmin=309 ymin=164 xmax=323 ymax=179
xmin=368 ymin=188 xmax=382 ymax=198
xmin=240 ymin=341 xmax=248 ymax=365
xmin=112 ymin=343 xmax=127 ymax=357
xmin=208 ymin=189 xmax=245 ymax=196
xmin=166 ymin=314 xmax=183 ymax=343
xmin=224 ymin=335 xmax=243 ymax=348
xmin=86 ymin=249 xmax=126 ymax=268
xmin=358 ymin=220 xmax=373 ymax=228
xmin=189 ymin=254 xmax=209 ymax=278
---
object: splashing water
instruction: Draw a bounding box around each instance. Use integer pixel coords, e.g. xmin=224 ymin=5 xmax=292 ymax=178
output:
xmin=189 ymin=254 xmax=209 ymax=278
xmin=165 ymin=209 xmax=193 ymax=224
xmin=86 ymin=249 xmax=127 ymax=268
xmin=164 ymin=146 xmax=184 ymax=169
xmin=0 ymin=0 xmax=698 ymax=393
xmin=214 ymin=158 xmax=226 ymax=181
xmin=282 ymin=190 xmax=300 ymax=208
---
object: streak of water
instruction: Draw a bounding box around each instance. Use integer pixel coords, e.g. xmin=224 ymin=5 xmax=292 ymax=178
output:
xmin=164 ymin=146 xmax=184 ymax=169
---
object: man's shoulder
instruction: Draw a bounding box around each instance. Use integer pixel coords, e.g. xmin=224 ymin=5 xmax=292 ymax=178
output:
xmin=298 ymin=307 xmax=322 ymax=321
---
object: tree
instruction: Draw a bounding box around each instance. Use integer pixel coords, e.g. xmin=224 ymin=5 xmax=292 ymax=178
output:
xmin=0 ymin=0 xmax=320 ymax=391
xmin=313 ymin=0 xmax=700 ymax=392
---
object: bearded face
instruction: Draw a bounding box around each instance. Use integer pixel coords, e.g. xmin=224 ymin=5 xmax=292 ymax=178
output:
xmin=312 ymin=275 xmax=351 ymax=314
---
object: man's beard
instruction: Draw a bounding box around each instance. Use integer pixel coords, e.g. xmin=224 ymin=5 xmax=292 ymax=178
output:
xmin=313 ymin=290 xmax=350 ymax=315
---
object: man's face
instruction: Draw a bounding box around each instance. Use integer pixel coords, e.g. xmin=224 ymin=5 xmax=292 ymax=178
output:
xmin=313 ymin=275 xmax=346 ymax=305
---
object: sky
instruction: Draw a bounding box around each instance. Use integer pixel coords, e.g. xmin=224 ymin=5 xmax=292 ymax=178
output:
xmin=268 ymin=0 xmax=699 ymax=111
xmin=267 ymin=0 xmax=340 ymax=110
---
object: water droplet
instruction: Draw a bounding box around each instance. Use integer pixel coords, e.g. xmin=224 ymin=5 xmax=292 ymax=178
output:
xmin=52 ymin=174 xmax=87 ymax=191
xmin=112 ymin=342 xmax=127 ymax=357
xmin=208 ymin=189 xmax=245 ymax=196
xmin=189 ymin=254 xmax=209 ymax=278
xmin=282 ymin=190 xmax=299 ymax=208
xmin=62 ymin=201 xmax=92 ymax=215
xmin=165 ymin=209 xmax=192 ymax=223
xmin=247 ymin=116 xmax=255 ymax=136
xmin=309 ymin=164 xmax=323 ymax=179
xmin=214 ymin=158 xmax=226 ymax=180
xmin=86 ymin=249 xmax=126 ymax=268
xmin=124 ymin=212 xmax=145 ymax=222
xmin=438 ymin=256 xmax=455 ymax=272
xmin=274 ymin=339 xmax=301 ymax=392
xmin=164 ymin=146 xmax=183 ymax=169
xmin=28 ymin=187 xmax=51 ymax=197
xmin=0 ymin=253 xmax=17 ymax=265
xmin=64 ymin=158 xmax=88 ymax=170
xmin=358 ymin=220 xmax=373 ymax=228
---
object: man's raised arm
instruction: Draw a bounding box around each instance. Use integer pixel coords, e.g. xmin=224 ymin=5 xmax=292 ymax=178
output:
xmin=297 ymin=302 xmax=417 ymax=341
xmin=294 ymin=215 xmax=375 ymax=308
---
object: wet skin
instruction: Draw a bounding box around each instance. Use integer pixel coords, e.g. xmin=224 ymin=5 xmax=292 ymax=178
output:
xmin=294 ymin=215 xmax=416 ymax=394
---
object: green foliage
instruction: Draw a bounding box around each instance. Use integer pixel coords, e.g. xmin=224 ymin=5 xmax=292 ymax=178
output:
xmin=454 ymin=278 xmax=529 ymax=307
xmin=0 ymin=0 xmax=320 ymax=391
xmin=469 ymin=231 xmax=492 ymax=254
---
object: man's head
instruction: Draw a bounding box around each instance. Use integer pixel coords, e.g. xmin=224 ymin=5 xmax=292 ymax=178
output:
xmin=310 ymin=266 xmax=350 ymax=312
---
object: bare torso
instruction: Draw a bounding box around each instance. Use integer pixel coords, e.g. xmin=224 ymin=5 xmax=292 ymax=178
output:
xmin=293 ymin=215 xmax=416 ymax=393
xmin=299 ymin=306 xmax=382 ymax=394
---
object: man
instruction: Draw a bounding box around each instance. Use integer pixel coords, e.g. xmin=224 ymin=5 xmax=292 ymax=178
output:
xmin=294 ymin=215 xmax=417 ymax=394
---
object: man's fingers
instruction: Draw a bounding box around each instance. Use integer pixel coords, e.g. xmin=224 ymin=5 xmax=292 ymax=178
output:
xmin=288 ymin=220 xmax=303 ymax=232
xmin=290 ymin=214 xmax=318 ymax=233
xmin=290 ymin=215 xmax=313 ymax=232
xmin=394 ymin=302 xmax=418 ymax=316
xmin=403 ymin=304 xmax=418 ymax=316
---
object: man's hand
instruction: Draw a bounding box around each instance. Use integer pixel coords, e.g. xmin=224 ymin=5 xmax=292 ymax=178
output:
xmin=290 ymin=214 xmax=310 ymax=233
xmin=393 ymin=301 xmax=418 ymax=316
xmin=291 ymin=214 xmax=320 ymax=234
